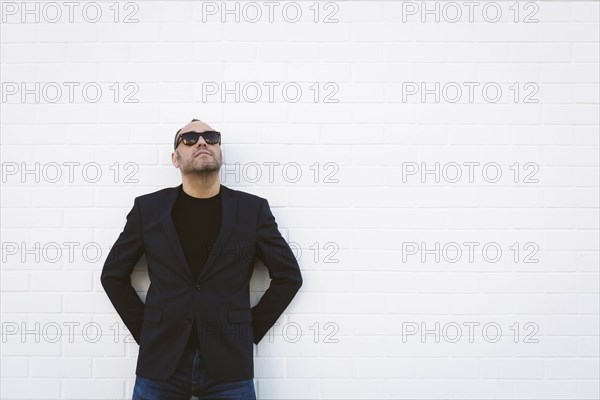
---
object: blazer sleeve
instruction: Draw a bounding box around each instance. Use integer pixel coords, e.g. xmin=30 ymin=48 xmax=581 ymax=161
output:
xmin=100 ymin=197 xmax=146 ymax=345
xmin=251 ymin=199 xmax=303 ymax=344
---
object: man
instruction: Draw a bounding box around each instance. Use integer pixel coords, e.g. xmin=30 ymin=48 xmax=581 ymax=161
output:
xmin=101 ymin=119 xmax=303 ymax=399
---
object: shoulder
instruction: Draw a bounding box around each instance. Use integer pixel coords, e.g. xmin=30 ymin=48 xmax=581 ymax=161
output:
xmin=132 ymin=184 xmax=268 ymax=205
xmin=223 ymin=185 xmax=267 ymax=206
xmin=127 ymin=186 xmax=180 ymax=209
xmin=137 ymin=186 xmax=177 ymax=200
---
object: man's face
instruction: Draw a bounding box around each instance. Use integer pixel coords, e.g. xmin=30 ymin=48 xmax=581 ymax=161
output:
xmin=171 ymin=121 xmax=223 ymax=175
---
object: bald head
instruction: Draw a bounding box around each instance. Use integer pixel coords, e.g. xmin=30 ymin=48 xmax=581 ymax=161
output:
xmin=178 ymin=119 xmax=214 ymax=134
xmin=171 ymin=118 xmax=223 ymax=176
xmin=173 ymin=118 xmax=217 ymax=150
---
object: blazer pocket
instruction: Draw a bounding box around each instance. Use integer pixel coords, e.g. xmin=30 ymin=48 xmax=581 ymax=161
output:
xmin=143 ymin=306 xmax=162 ymax=323
xmin=228 ymin=308 xmax=253 ymax=323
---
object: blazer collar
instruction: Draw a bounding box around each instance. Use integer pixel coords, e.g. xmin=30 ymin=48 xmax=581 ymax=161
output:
xmin=159 ymin=183 xmax=238 ymax=283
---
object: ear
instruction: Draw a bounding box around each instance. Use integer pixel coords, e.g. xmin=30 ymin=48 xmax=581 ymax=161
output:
xmin=171 ymin=151 xmax=179 ymax=168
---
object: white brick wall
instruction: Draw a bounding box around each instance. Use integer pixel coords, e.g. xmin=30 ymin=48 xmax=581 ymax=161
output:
xmin=1 ymin=1 xmax=598 ymax=399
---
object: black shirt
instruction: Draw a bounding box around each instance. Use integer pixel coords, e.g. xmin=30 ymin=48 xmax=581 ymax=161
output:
xmin=172 ymin=187 xmax=222 ymax=280
xmin=171 ymin=186 xmax=222 ymax=349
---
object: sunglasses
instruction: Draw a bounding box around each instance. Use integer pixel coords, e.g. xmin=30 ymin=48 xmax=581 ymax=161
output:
xmin=174 ymin=130 xmax=221 ymax=149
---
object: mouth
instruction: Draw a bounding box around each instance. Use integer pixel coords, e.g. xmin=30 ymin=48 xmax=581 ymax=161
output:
xmin=195 ymin=151 xmax=211 ymax=157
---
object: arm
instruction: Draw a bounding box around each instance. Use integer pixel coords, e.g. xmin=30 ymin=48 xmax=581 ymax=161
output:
xmin=100 ymin=197 xmax=146 ymax=345
xmin=251 ymin=199 xmax=303 ymax=344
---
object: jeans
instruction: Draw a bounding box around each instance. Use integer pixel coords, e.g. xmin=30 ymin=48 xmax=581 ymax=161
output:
xmin=132 ymin=344 xmax=256 ymax=400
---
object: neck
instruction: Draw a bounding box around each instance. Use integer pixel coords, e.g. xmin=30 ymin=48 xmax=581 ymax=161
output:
xmin=181 ymin=172 xmax=221 ymax=198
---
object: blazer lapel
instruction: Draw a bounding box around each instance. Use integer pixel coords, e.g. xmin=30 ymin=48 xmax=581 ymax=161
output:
xmin=159 ymin=184 xmax=193 ymax=282
xmin=159 ymin=183 xmax=238 ymax=283
xmin=197 ymin=184 xmax=237 ymax=282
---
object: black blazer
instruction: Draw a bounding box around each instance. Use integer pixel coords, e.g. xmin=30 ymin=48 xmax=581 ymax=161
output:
xmin=100 ymin=184 xmax=303 ymax=381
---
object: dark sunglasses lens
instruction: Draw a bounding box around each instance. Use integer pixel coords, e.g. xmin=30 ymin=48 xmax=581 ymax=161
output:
xmin=181 ymin=132 xmax=200 ymax=145
xmin=202 ymin=131 xmax=220 ymax=144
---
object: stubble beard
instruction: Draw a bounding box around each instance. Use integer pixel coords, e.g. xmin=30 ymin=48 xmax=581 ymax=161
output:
xmin=177 ymin=150 xmax=222 ymax=178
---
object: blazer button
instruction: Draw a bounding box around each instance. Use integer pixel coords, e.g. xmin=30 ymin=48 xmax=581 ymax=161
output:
xmin=195 ymin=284 xmax=201 ymax=290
